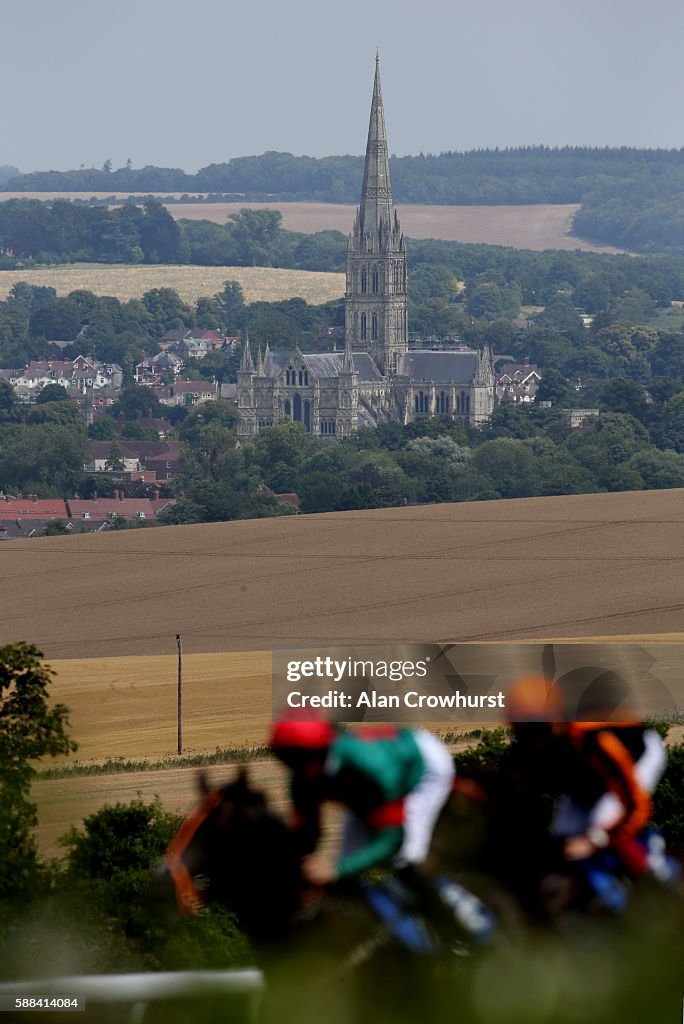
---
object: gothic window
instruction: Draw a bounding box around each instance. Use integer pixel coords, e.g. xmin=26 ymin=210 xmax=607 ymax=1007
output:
xmin=372 ymin=269 xmax=379 ymax=293
xmin=438 ymin=391 xmax=447 ymax=414
xmin=466 ymin=394 xmax=471 ymax=414
xmin=304 ymin=400 xmax=311 ymax=432
xmin=371 ymin=314 xmax=378 ymax=341
xmin=293 ymin=394 xmax=302 ymax=422
xmin=284 ymin=399 xmax=291 ymax=417
xmin=415 ymin=391 xmax=428 ymax=414
xmin=361 ymin=269 xmax=367 ymax=294
xmin=304 ymin=371 xmax=309 ymax=385
xmin=298 ymin=369 xmax=303 ymax=386
xmin=391 ymin=352 xmax=399 ymax=374
xmin=361 ymin=314 xmax=367 ymax=341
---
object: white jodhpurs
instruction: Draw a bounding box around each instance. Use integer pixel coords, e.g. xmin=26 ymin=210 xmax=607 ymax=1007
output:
xmin=395 ymin=729 xmax=455 ymax=867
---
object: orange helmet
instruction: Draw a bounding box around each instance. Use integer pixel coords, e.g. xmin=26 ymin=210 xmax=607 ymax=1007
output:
xmin=506 ymin=674 xmax=565 ymax=722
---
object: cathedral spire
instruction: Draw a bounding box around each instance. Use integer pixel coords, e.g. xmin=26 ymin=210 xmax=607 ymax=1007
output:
xmin=240 ymin=332 xmax=253 ymax=372
xmin=359 ymin=55 xmax=393 ymax=238
xmin=344 ymin=57 xmax=407 ymax=375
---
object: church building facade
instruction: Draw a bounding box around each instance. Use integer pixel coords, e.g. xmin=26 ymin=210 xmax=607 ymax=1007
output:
xmin=237 ymin=59 xmax=495 ymax=440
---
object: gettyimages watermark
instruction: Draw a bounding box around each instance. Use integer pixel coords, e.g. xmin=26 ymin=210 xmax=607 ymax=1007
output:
xmin=272 ymin=642 xmax=684 ymax=723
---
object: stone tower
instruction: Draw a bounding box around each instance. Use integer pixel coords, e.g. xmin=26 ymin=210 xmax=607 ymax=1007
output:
xmin=345 ymin=57 xmax=408 ymax=376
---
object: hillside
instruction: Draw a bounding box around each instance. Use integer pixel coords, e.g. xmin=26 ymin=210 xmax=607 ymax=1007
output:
xmin=4 ymin=489 xmax=684 ymax=662
xmin=10 ymin=487 xmax=682 ymax=854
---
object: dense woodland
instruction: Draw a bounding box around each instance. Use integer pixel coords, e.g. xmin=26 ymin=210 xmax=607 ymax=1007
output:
xmin=6 ymin=148 xmax=684 ymax=253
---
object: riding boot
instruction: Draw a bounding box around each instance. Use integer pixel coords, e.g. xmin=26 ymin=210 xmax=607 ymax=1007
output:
xmin=396 ymin=865 xmax=496 ymax=944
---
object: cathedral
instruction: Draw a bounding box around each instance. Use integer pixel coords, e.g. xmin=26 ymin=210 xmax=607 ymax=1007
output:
xmin=237 ymin=58 xmax=495 ymax=440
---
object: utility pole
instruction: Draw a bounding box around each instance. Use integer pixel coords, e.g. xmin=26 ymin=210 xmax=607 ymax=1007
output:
xmin=176 ymin=634 xmax=183 ymax=755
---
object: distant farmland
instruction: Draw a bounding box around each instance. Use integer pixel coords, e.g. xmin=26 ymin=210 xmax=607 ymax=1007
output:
xmin=0 ymin=193 xmax=624 ymax=253
xmin=169 ymin=200 xmax=621 ymax=254
xmin=0 ymin=264 xmax=344 ymax=305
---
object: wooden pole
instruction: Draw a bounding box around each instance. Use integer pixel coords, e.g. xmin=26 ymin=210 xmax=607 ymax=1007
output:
xmin=176 ymin=634 xmax=183 ymax=755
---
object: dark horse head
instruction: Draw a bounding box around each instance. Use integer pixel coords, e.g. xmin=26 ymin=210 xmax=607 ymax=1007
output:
xmin=157 ymin=768 xmax=303 ymax=942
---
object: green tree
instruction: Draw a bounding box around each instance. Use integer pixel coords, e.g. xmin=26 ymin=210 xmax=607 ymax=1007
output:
xmin=111 ymin=383 xmax=162 ymax=422
xmin=138 ymin=201 xmax=181 ymax=263
xmin=534 ymin=368 xmax=574 ymax=407
xmin=471 ymin=438 xmax=541 ymax=498
xmin=661 ymin=392 xmax=684 ymax=452
xmin=598 ymin=378 xmax=650 ymax=423
xmin=228 ymin=209 xmax=282 ymax=266
xmin=141 ymin=288 xmax=192 ymax=336
xmin=105 ymin=441 xmax=126 ymax=472
xmin=0 ymin=643 xmax=77 ymax=901
xmin=215 ymin=280 xmax=247 ymax=332
xmin=44 ymin=519 xmax=71 ymax=536
xmin=0 ymin=381 xmax=19 ymax=423
xmin=36 ymin=383 xmax=70 ymax=404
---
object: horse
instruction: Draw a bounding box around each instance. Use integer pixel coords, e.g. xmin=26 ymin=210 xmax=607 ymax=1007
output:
xmin=152 ymin=768 xmax=460 ymax=1024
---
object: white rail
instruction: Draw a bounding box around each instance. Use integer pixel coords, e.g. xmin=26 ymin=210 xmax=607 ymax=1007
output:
xmin=0 ymin=970 xmax=265 ymax=1022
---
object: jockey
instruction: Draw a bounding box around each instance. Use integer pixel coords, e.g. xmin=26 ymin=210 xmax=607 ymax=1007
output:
xmin=506 ymin=674 xmax=672 ymax=884
xmin=269 ymin=714 xmax=455 ymax=888
xmin=269 ymin=714 xmax=500 ymax=942
xmin=551 ymin=716 xmax=669 ymax=880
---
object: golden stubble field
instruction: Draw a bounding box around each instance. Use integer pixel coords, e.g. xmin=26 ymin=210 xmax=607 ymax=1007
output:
xmin=0 ymin=193 xmax=623 ymax=253
xmin=0 ymin=264 xmax=344 ymax=306
xmin=167 ymin=201 xmax=620 ymax=254
xmin=3 ymin=488 xmax=680 ymax=852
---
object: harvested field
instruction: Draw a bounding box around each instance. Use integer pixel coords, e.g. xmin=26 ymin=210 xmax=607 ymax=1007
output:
xmin=0 ymin=192 xmax=622 ymax=253
xmin=170 ymin=201 xmax=618 ymax=253
xmin=5 ymin=488 xmax=681 ymax=851
xmin=32 ymin=718 xmax=684 ymax=857
xmin=33 ymin=759 xmax=291 ymax=857
xmin=0 ymin=264 xmax=344 ymax=305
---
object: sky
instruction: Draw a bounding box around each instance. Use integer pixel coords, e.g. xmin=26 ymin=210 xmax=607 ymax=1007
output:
xmin=2 ymin=0 xmax=684 ymax=174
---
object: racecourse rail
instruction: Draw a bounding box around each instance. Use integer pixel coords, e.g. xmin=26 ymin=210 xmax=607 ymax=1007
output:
xmin=0 ymin=970 xmax=265 ymax=1021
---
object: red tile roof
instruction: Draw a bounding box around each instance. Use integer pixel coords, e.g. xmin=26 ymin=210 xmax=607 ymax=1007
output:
xmin=0 ymin=499 xmax=68 ymax=520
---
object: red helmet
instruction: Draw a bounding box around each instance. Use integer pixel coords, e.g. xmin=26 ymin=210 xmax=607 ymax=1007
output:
xmin=270 ymin=710 xmax=335 ymax=752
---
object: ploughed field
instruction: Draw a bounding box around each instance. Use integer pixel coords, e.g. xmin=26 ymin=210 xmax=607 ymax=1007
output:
xmin=6 ymin=490 xmax=684 ymax=661
xmin=4 ymin=489 xmax=681 ymax=851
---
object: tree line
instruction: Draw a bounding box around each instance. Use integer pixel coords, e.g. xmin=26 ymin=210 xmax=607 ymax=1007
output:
xmin=6 ymin=148 xmax=684 ymax=207
xmin=8 ymin=149 xmax=684 ymax=253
